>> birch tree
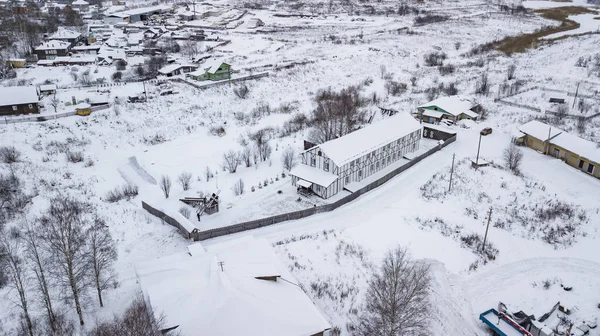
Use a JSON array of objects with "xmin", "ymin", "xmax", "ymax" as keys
[
  {"xmin": 40, "ymin": 196, "xmax": 90, "ymax": 326},
  {"xmin": 87, "ymin": 218, "xmax": 117, "ymax": 308},
  {"xmin": 0, "ymin": 228, "xmax": 34, "ymax": 336},
  {"xmin": 23, "ymin": 222, "xmax": 56, "ymax": 332}
]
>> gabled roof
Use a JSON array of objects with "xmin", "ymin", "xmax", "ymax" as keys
[
  {"xmin": 519, "ymin": 120, "xmax": 600, "ymax": 164},
  {"xmin": 316, "ymin": 112, "xmax": 422, "ymax": 166},
  {"xmin": 72, "ymin": 0, "xmax": 88, "ymax": 5},
  {"xmin": 135, "ymin": 236, "xmax": 330, "ymax": 336},
  {"xmin": 0, "ymin": 86, "xmax": 39, "ymax": 106},
  {"xmin": 418, "ymin": 95, "xmax": 478, "ymax": 117},
  {"xmin": 158, "ymin": 63, "xmax": 197, "ymax": 75},
  {"xmin": 289, "ymin": 164, "xmax": 338, "ymax": 187},
  {"xmin": 203, "ymin": 59, "xmax": 228, "ymax": 74},
  {"xmin": 35, "ymin": 40, "xmax": 71, "ymax": 50}
]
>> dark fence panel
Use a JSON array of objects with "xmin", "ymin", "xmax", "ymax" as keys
[{"xmin": 143, "ymin": 135, "xmax": 457, "ymax": 241}]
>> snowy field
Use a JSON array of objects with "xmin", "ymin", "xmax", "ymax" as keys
[{"xmin": 2, "ymin": 0, "xmax": 600, "ymax": 334}]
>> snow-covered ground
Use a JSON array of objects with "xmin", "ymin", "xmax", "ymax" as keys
[{"xmin": 3, "ymin": 0, "xmax": 600, "ymax": 334}]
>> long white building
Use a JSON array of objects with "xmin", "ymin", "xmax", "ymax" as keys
[{"xmin": 290, "ymin": 113, "xmax": 422, "ymax": 199}]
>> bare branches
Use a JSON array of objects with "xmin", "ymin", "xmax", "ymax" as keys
[
  {"xmin": 309, "ymin": 86, "xmax": 366, "ymax": 144},
  {"xmin": 177, "ymin": 172, "xmax": 193, "ymax": 191},
  {"xmin": 86, "ymin": 218, "xmax": 117, "ymax": 308},
  {"xmin": 233, "ymin": 178, "xmax": 245, "ymax": 196},
  {"xmin": 160, "ymin": 175, "xmax": 172, "ymax": 198},
  {"xmin": 503, "ymin": 141, "xmax": 523, "ymax": 173},
  {"xmin": 355, "ymin": 246, "xmax": 431, "ymax": 336},
  {"xmin": 89, "ymin": 296, "xmax": 168, "ymax": 336},
  {"xmin": 39, "ymin": 196, "xmax": 91, "ymax": 326},
  {"xmin": 222, "ymin": 150, "xmax": 241, "ymax": 173},
  {"xmin": 281, "ymin": 147, "xmax": 298, "ymax": 171},
  {"xmin": 240, "ymin": 146, "xmax": 253, "ymax": 168}
]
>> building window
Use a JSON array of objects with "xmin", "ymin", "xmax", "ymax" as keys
[
  {"xmin": 318, "ymin": 151, "xmax": 322, "ymax": 156},
  {"xmin": 370, "ymin": 164, "xmax": 374, "ymax": 172},
  {"xmin": 345, "ymin": 176, "xmax": 350, "ymax": 184},
  {"xmin": 311, "ymin": 157, "xmax": 316, "ymax": 167},
  {"xmin": 358, "ymin": 170, "xmax": 363, "ymax": 178},
  {"xmin": 553, "ymin": 148, "xmax": 560, "ymax": 158},
  {"xmin": 324, "ymin": 161, "xmax": 329, "ymax": 172},
  {"xmin": 12, "ymin": 106, "xmax": 17, "ymax": 111},
  {"xmin": 579, "ymin": 160, "xmax": 584, "ymax": 169},
  {"xmin": 393, "ymin": 153, "xmax": 397, "ymax": 161},
  {"xmin": 588, "ymin": 163, "xmax": 595, "ymax": 174},
  {"xmin": 387, "ymin": 157, "xmax": 391, "ymax": 165},
  {"xmin": 376, "ymin": 161, "xmax": 380, "ymax": 170},
  {"xmin": 28, "ymin": 104, "xmax": 33, "ymax": 108}
]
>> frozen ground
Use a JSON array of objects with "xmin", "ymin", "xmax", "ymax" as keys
[{"xmin": 2, "ymin": 0, "xmax": 600, "ymax": 334}]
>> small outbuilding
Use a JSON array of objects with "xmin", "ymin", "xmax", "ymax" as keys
[
  {"xmin": 187, "ymin": 59, "xmax": 231, "ymax": 81},
  {"xmin": 418, "ymin": 95, "xmax": 480, "ymax": 124},
  {"xmin": 0, "ymin": 87, "xmax": 40, "ymax": 116},
  {"xmin": 158, "ymin": 63, "xmax": 198, "ymax": 77},
  {"xmin": 39, "ymin": 84, "xmax": 57, "ymax": 95}
]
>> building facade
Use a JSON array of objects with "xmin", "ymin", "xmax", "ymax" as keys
[
  {"xmin": 518, "ymin": 120, "xmax": 600, "ymax": 179},
  {"xmin": 290, "ymin": 113, "xmax": 422, "ymax": 199},
  {"xmin": 0, "ymin": 87, "xmax": 40, "ymax": 116}
]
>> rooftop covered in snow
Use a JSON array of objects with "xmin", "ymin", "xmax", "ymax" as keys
[
  {"xmin": 0, "ymin": 87, "xmax": 39, "ymax": 106},
  {"xmin": 418, "ymin": 95, "xmax": 478, "ymax": 117},
  {"xmin": 48, "ymin": 29, "xmax": 82, "ymax": 40},
  {"xmin": 315, "ymin": 112, "xmax": 422, "ymax": 166},
  {"xmin": 135, "ymin": 236, "xmax": 330, "ymax": 336}
]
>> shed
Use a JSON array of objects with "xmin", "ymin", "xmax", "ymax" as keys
[
  {"xmin": 75, "ymin": 103, "xmax": 92, "ymax": 116},
  {"xmin": 0, "ymin": 86, "xmax": 40, "ymax": 116},
  {"xmin": 39, "ymin": 84, "xmax": 57, "ymax": 95},
  {"xmin": 7, "ymin": 59, "xmax": 26, "ymax": 68}
]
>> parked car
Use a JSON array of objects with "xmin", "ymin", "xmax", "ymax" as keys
[{"xmin": 480, "ymin": 127, "xmax": 493, "ymax": 136}]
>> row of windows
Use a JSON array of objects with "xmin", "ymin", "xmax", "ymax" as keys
[
  {"xmin": 11, "ymin": 104, "xmax": 34, "ymax": 111},
  {"xmin": 343, "ymin": 142, "xmax": 418, "ymax": 185}
]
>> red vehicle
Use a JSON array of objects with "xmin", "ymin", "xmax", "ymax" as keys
[{"xmin": 480, "ymin": 127, "xmax": 493, "ymax": 136}]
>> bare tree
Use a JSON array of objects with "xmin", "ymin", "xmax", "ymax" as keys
[
  {"xmin": 39, "ymin": 196, "xmax": 91, "ymax": 326},
  {"xmin": 309, "ymin": 86, "xmax": 365, "ymax": 144},
  {"xmin": 507, "ymin": 63, "xmax": 516, "ymax": 80},
  {"xmin": 79, "ymin": 70, "xmax": 93, "ymax": 86},
  {"xmin": 205, "ymin": 166, "xmax": 213, "ymax": 182},
  {"xmin": 232, "ymin": 178, "xmax": 245, "ymax": 196},
  {"xmin": 355, "ymin": 246, "xmax": 430, "ymax": 336},
  {"xmin": 182, "ymin": 40, "xmax": 199, "ymax": 59},
  {"xmin": 250, "ymin": 128, "xmax": 274, "ymax": 162},
  {"xmin": 177, "ymin": 172, "xmax": 193, "ymax": 191},
  {"xmin": 89, "ymin": 296, "xmax": 169, "ymax": 336},
  {"xmin": 239, "ymin": 146, "xmax": 252, "ymax": 168},
  {"xmin": 86, "ymin": 218, "xmax": 117, "ymax": 308},
  {"xmin": 503, "ymin": 141, "xmax": 523, "ymax": 173},
  {"xmin": 475, "ymin": 73, "xmax": 490, "ymax": 96},
  {"xmin": 0, "ymin": 146, "xmax": 21, "ymax": 163},
  {"xmin": 0, "ymin": 228, "xmax": 34, "ymax": 336},
  {"xmin": 23, "ymin": 222, "xmax": 56, "ymax": 332},
  {"xmin": 281, "ymin": 147, "xmax": 298, "ymax": 171},
  {"xmin": 222, "ymin": 150, "xmax": 241, "ymax": 173},
  {"xmin": 160, "ymin": 175, "xmax": 172, "ymax": 198},
  {"xmin": 50, "ymin": 94, "xmax": 60, "ymax": 113}
]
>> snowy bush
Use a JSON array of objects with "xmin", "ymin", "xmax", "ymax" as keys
[
  {"xmin": 179, "ymin": 206, "xmax": 192, "ymax": 219},
  {"xmin": 281, "ymin": 147, "xmax": 298, "ymax": 171},
  {"xmin": 423, "ymin": 51, "xmax": 447, "ymax": 66},
  {"xmin": 160, "ymin": 175, "xmax": 172, "ymax": 198},
  {"xmin": 177, "ymin": 172, "xmax": 193, "ymax": 191},
  {"xmin": 222, "ymin": 150, "xmax": 241, "ymax": 173},
  {"xmin": 503, "ymin": 142, "xmax": 523, "ymax": 173},
  {"xmin": 384, "ymin": 80, "xmax": 407, "ymax": 96},
  {"xmin": 233, "ymin": 178, "xmax": 245, "ymax": 196},
  {"xmin": 105, "ymin": 184, "xmax": 139, "ymax": 203},
  {"xmin": 233, "ymin": 84, "xmax": 250, "ymax": 99},
  {"xmin": 66, "ymin": 150, "xmax": 84, "ymax": 163},
  {"xmin": 438, "ymin": 64, "xmax": 456, "ymax": 76},
  {"xmin": 0, "ymin": 146, "xmax": 21, "ymax": 164}
]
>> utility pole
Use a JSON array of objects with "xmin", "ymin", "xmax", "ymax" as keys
[
  {"xmin": 475, "ymin": 133, "xmax": 482, "ymax": 168},
  {"xmin": 142, "ymin": 80, "xmax": 147, "ymax": 101},
  {"xmin": 448, "ymin": 153, "xmax": 455, "ymax": 192},
  {"xmin": 481, "ymin": 207, "xmax": 493, "ymax": 252}
]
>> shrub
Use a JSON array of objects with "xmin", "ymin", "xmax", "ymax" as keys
[
  {"xmin": 503, "ymin": 142, "xmax": 523, "ymax": 173},
  {"xmin": 282, "ymin": 147, "xmax": 298, "ymax": 171},
  {"xmin": 424, "ymin": 51, "xmax": 447, "ymax": 66},
  {"xmin": 0, "ymin": 146, "xmax": 21, "ymax": 164},
  {"xmin": 66, "ymin": 151, "xmax": 84, "ymax": 163},
  {"xmin": 177, "ymin": 172, "xmax": 193, "ymax": 191},
  {"xmin": 385, "ymin": 80, "xmax": 408, "ymax": 96},
  {"xmin": 160, "ymin": 175, "xmax": 172, "ymax": 198},
  {"xmin": 111, "ymin": 71, "xmax": 123, "ymax": 81},
  {"xmin": 233, "ymin": 178, "xmax": 245, "ymax": 196},
  {"xmin": 222, "ymin": 150, "xmax": 241, "ymax": 173},
  {"xmin": 179, "ymin": 206, "xmax": 191, "ymax": 219},
  {"xmin": 414, "ymin": 14, "xmax": 448, "ymax": 26},
  {"xmin": 209, "ymin": 125, "xmax": 226, "ymax": 137},
  {"xmin": 105, "ymin": 184, "xmax": 138, "ymax": 203},
  {"xmin": 438, "ymin": 64, "xmax": 456, "ymax": 76},
  {"xmin": 116, "ymin": 59, "xmax": 127, "ymax": 71},
  {"xmin": 233, "ymin": 84, "xmax": 250, "ymax": 99}
]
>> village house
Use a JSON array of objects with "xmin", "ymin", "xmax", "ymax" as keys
[
  {"xmin": 0, "ymin": 87, "xmax": 39, "ymax": 116},
  {"xmin": 158, "ymin": 63, "xmax": 198, "ymax": 77},
  {"xmin": 6, "ymin": 59, "xmax": 26, "ymax": 68},
  {"xmin": 34, "ymin": 40, "xmax": 71, "ymax": 60},
  {"xmin": 48, "ymin": 28, "xmax": 83, "ymax": 46},
  {"xmin": 518, "ymin": 120, "xmax": 600, "ymax": 179},
  {"xmin": 71, "ymin": 44, "xmax": 101, "ymax": 54},
  {"xmin": 290, "ymin": 113, "xmax": 422, "ymax": 199},
  {"xmin": 187, "ymin": 59, "xmax": 231, "ymax": 81},
  {"xmin": 39, "ymin": 84, "xmax": 57, "ymax": 95},
  {"xmin": 135, "ymin": 236, "xmax": 331, "ymax": 336},
  {"xmin": 418, "ymin": 95, "xmax": 480, "ymax": 124},
  {"xmin": 70, "ymin": 0, "xmax": 89, "ymax": 12}
]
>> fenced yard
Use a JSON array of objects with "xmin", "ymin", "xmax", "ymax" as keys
[{"xmin": 143, "ymin": 134, "xmax": 457, "ymax": 241}]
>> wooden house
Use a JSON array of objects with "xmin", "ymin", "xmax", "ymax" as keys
[
  {"xmin": 418, "ymin": 95, "xmax": 480, "ymax": 124},
  {"xmin": 0, "ymin": 87, "xmax": 39, "ymax": 116},
  {"xmin": 34, "ymin": 40, "xmax": 71, "ymax": 60},
  {"xmin": 186, "ymin": 60, "xmax": 231, "ymax": 81},
  {"xmin": 48, "ymin": 28, "xmax": 83, "ymax": 46},
  {"xmin": 70, "ymin": 0, "xmax": 89, "ymax": 12},
  {"xmin": 290, "ymin": 113, "xmax": 422, "ymax": 199},
  {"xmin": 6, "ymin": 59, "xmax": 26, "ymax": 68},
  {"xmin": 518, "ymin": 120, "xmax": 600, "ymax": 179},
  {"xmin": 135, "ymin": 236, "xmax": 331, "ymax": 336}
]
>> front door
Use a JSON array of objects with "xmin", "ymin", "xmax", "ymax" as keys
[{"xmin": 553, "ymin": 148, "xmax": 560, "ymax": 158}]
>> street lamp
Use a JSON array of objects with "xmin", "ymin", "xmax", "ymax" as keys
[{"xmin": 475, "ymin": 133, "xmax": 482, "ymax": 168}]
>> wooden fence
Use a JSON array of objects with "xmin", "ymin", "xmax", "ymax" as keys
[
  {"xmin": 173, "ymin": 72, "xmax": 269, "ymax": 90},
  {"xmin": 142, "ymin": 135, "xmax": 456, "ymax": 241},
  {"xmin": 0, "ymin": 105, "xmax": 110, "ymax": 125}
]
